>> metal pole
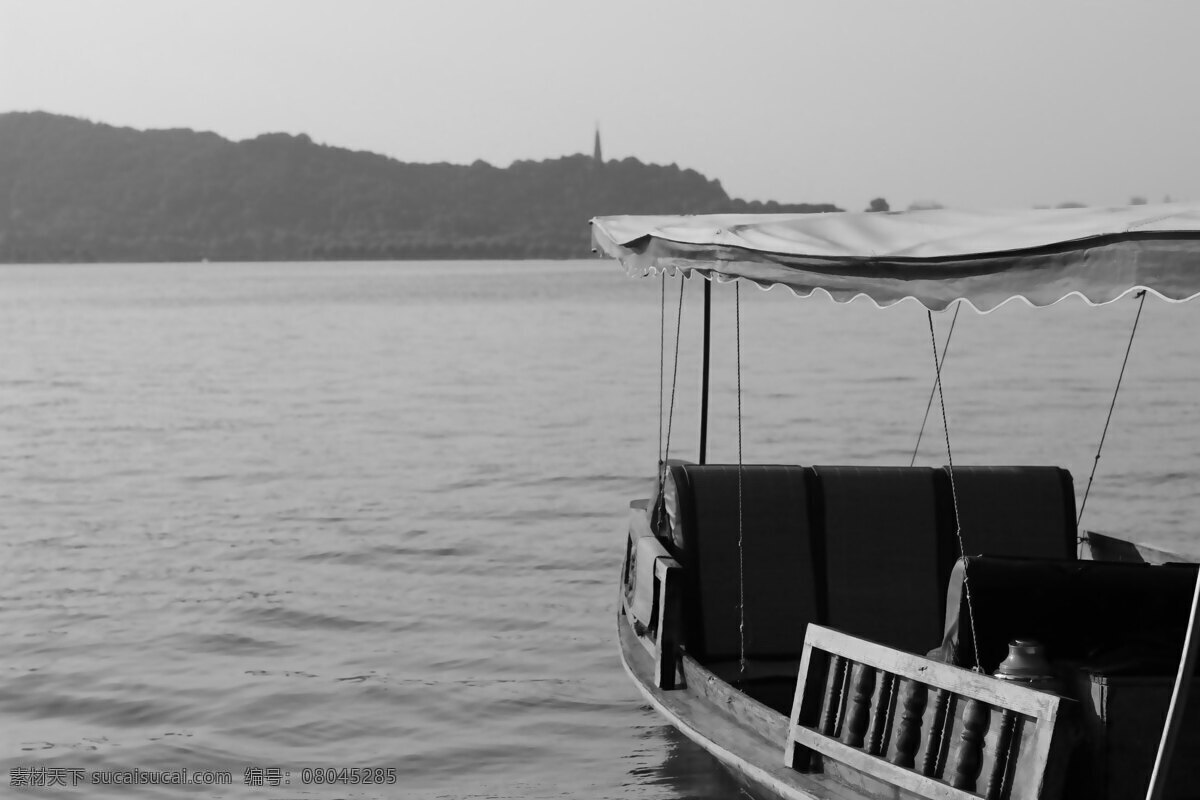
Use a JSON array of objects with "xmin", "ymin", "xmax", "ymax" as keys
[
  {"xmin": 1146, "ymin": 570, "xmax": 1200, "ymax": 800},
  {"xmin": 698, "ymin": 278, "xmax": 711, "ymax": 464}
]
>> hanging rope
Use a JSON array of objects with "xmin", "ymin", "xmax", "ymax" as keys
[
  {"xmin": 1078, "ymin": 290, "xmax": 1147, "ymax": 529},
  {"xmin": 654, "ymin": 276, "xmax": 687, "ymax": 533},
  {"xmin": 658, "ymin": 271, "xmax": 666, "ymax": 465},
  {"xmin": 736, "ymin": 283, "xmax": 746, "ymax": 680},
  {"xmin": 910, "ymin": 302, "xmax": 962, "ymax": 467},
  {"xmin": 928, "ymin": 310, "xmax": 983, "ymax": 672},
  {"xmin": 661, "ymin": 277, "xmax": 686, "ymax": 467}
]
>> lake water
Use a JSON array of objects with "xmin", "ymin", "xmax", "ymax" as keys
[{"xmin": 1, "ymin": 260, "xmax": 1197, "ymax": 799}]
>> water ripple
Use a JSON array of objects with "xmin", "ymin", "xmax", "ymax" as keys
[{"xmin": 1, "ymin": 262, "xmax": 1196, "ymax": 800}]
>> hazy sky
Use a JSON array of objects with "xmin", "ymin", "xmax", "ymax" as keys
[{"xmin": 3, "ymin": 0, "xmax": 1197, "ymax": 211}]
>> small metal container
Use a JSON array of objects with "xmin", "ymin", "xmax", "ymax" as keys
[{"xmin": 993, "ymin": 639, "xmax": 1060, "ymax": 692}]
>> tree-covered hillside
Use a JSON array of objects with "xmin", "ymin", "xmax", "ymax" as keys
[{"xmin": 0, "ymin": 112, "xmax": 840, "ymax": 262}]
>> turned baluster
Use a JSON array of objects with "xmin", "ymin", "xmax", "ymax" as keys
[
  {"xmin": 865, "ymin": 671, "xmax": 896, "ymax": 756},
  {"xmin": 891, "ymin": 679, "xmax": 928, "ymax": 768},
  {"xmin": 920, "ymin": 689, "xmax": 951, "ymax": 777},
  {"xmin": 984, "ymin": 710, "xmax": 1017, "ymax": 800},
  {"xmin": 819, "ymin": 655, "xmax": 849, "ymax": 737},
  {"xmin": 950, "ymin": 698, "xmax": 991, "ymax": 792},
  {"xmin": 842, "ymin": 664, "xmax": 877, "ymax": 748}
]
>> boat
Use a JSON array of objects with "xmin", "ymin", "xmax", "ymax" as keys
[{"xmin": 590, "ymin": 205, "xmax": 1200, "ymax": 800}]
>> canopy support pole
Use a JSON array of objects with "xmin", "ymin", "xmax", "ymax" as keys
[
  {"xmin": 1146, "ymin": 571, "xmax": 1200, "ymax": 800},
  {"xmin": 698, "ymin": 278, "xmax": 711, "ymax": 464}
]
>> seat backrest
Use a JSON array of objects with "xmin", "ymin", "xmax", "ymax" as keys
[
  {"xmin": 661, "ymin": 463, "xmax": 1084, "ymax": 664},
  {"xmin": 937, "ymin": 556, "xmax": 1200, "ymax": 675},
  {"xmin": 666, "ymin": 464, "xmax": 817, "ymax": 661},
  {"xmin": 812, "ymin": 466, "xmax": 943, "ymax": 655},
  {"xmin": 937, "ymin": 466, "xmax": 1077, "ymax": 566}
]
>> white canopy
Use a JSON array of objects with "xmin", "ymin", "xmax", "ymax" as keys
[{"xmin": 590, "ymin": 204, "xmax": 1200, "ymax": 311}]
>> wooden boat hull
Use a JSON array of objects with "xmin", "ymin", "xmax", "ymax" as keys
[{"xmin": 617, "ymin": 608, "xmax": 830, "ymax": 800}]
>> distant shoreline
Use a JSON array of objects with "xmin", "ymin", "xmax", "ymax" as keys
[{"xmin": 0, "ymin": 112, "xmax": 839, "ymax": 266}]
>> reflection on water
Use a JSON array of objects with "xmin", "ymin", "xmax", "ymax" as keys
[{"xmin": 634, "ymin": 726, "xmax": 750, "ymax": 799}]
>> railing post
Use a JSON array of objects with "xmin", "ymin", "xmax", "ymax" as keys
[
  {"xmin": 986, "ymin": 709, "xmax": 1018, "ymax": 800},
  {"xmin": 921, "ymin": 689, "xmax": 951, "ymax": 777},
  {"xmin": 950, "ymin": 698, "xmax": 990, "ymax": 792},
  {"xmin": 893, "ymin": 679, "xmax": 927, "ymax": 768},
  {"xmin": 820, "ymin": 655, "xmax": 849, "ymax": 737},
  {"xmin": 843, "ymin": 665, "xmax": 877, "ymax": 748},
  {"xmin": 866, "ymin": 672, "xmax": 897, "ymax": 757}
]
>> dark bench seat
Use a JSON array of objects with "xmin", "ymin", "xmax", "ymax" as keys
[
  {"xmin": 662, "ymin": 463, "xmax": 1078, "ymax": 668},
  {"xmin": 665, "ymin": 464, "xmax": 818, "ymax": 662},
  {"xmin": 816, "ymin": 466, "xmax": 944, "ymax": 656},
  {"xmin": 932, "ymin": 556, "xmax": 1200, "ymax": 800},
  {"xmin": 935, "ymin": 555, "xmax": 1200, "ymax": 676}
]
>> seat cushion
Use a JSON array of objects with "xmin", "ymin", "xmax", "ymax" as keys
[
  {"xmin": 937, "ymin": 466, "xmax": 1077, "ymax": 569},
  {"xmin": 669, "ymin": 464, "xmax": 817, "ymax": 660},
  {"xmin": 814, "ymin": 465, "xmax": 943, "ymax": 654},
  {"xmin": 937, "ymin": 556, "xmax": 1200, "ymax": 675}
]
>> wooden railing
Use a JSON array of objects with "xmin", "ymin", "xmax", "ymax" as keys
[{"xmin": 786, "ymin": 626, "xmax": 1073, "ymax": 800}]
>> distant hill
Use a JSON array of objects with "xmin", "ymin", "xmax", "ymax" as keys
[{"xmin": 0, "ymin": 112, "xmax": 840, "ymax": 262}]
